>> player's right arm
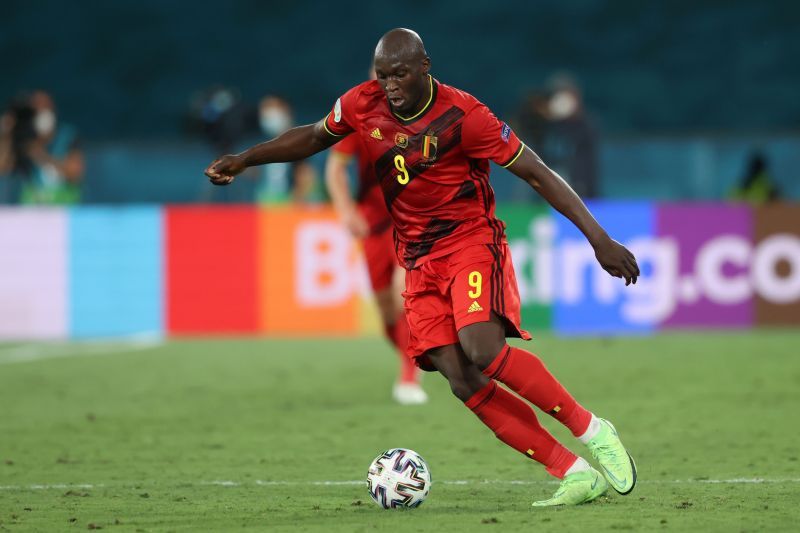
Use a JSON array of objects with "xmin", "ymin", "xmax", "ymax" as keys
[
  {"xmin": 205, "ymin": 88, "xmax": 359, "ymax": 185},
  {"xmin": 205, "ymin": 121, "xmax": 339, "ymax": 185}
]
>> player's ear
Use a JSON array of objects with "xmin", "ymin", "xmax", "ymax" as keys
[{"xmin": 421, "ymin": 57, "xmax": 431, "ymax": 75}]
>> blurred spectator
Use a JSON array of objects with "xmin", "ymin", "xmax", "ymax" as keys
[
  {"xmin": 515, "ymin": 75, "xmax": 599, "ymax": 199},
  {"xmin": 254, "ymin": 95, "xmax": 318, "ymax": 204},
  {"xmin": 730, "ymin": 152, "xmax": 781, "ymax": 204},
  {"xmin": 187, "ymin": 86, "xmax": 253, "ymax": 154},
  {"xmin": 0, "ymin": 91, "xmax": 83, "ymax": 204},
  {"xmin": 513, "ymin": 90, "xmax": 550, "ymax": 152}
]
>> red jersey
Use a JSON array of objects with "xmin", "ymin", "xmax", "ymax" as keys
[
  {"xmin": 324, "ymin": 76, "xmax": 525, "ymax": 269},
  {"xmin": 330, "ymin": 134, "xmax": 392, "ymax": 235}
]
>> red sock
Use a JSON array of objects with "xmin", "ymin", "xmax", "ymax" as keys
[
  {"xmin": 466, "ymin": 381, "xmax": 577, "ymax": 478},
  {"xmin": 483, "ymin": 345, "xmax": 592, "ymax": 437},
  {"xmin": 384, "ymin": 313, "xmax": 418, "ymax": 384}
]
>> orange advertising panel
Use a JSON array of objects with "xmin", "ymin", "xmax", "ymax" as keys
[{"xmin": 260, "ymin": 207, "xmax": 368, "ymax": 335}]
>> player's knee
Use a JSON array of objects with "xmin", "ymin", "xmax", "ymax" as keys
[
  {"xmin": 458, "ymin": 319, "xmax": 507, "ymax": 370},
  {"xmin": 448, "ymin": 373, "xmax": 489, "ymax": 402},
  {"xmin": 460, "ymin": 337, "xmax": 505, "ymax": 371}
]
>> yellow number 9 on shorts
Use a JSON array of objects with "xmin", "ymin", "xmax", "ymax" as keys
[{"xmin": 467, "ymin": 271, "xmax": 482, "ymax": 299}]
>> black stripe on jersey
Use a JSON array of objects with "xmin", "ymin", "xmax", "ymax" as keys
[
  {"xmin": 494, "ymin": 244, "xmax": 506, "ymax": 314},
  {"xmin": 374, "ymin": 106, "xmax": 466, "ymax": 209},
  {"xmin": 468, "ymin": 161, "xmax": 504, "ymax": 246},
  {"xmin": 487, "ymin": 243, "xmax": 500, "ymax": 313},
  {"xmin": 487, "ymin": 243, "xmax": 505, "ymax": 315},
  {"xmin": 453, "ymin": 180, "xmax": 478, "ymax": 200},
  {"xmin": 403, "ymin": 218, "xmax": 462, "ymax": 270}
]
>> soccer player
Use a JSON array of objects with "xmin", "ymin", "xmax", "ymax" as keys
[
  {"xmin": 325, "ymin": 119, "xmax": 427, "ymax": 405},
  {"xmin": 206, "ymin": 28, "xmax": 640, "ymax": 506}
]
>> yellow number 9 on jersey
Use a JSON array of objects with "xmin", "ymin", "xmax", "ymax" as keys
[
  {"xmin": 395, "ymin": 155, "xmax": 410, "ymax": 185},
  {"xmin": 468, "ymin": 271, "xmax": 482, "ymax": 299}
]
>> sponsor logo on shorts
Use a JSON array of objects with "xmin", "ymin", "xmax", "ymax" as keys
[{"xmin": 467, "ymin": 301, "xmax": 483, "ymax": 313}]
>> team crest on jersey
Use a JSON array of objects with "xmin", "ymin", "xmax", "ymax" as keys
[
  {"xmin": 422, "ymin": 130, "xmax": 438, "ymax": 161},
  {"xmin": 395, "ymin": 132, "xmax": 409, "ymax": 148}
]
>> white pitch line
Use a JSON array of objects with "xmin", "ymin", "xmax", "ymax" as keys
[
  {"xmin": 3, "ymin": 478, "xmax": 800, "ymax": 491},
  {"xmin": 0, "ymin": 483, "xmax": 101, "ymax": 490},
  {"xmin": 0, "ymin": 336, "xmax": 163, "ymax": 365}
]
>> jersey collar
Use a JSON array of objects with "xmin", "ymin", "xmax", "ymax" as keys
[{"xmin": 392, "ymin": 75, "xmax": 438, "ymax": 125}]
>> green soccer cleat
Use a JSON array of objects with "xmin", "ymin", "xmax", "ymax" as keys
[
  {"xmin": 531, "ymin": 468, "xmax": 608, "ymax": 507},
  {"xmin": 586, "ymin": 418, "xmax": 637, "ymax": 495}
]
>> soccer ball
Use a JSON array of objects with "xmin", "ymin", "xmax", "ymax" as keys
[{"xmin": 366, "ymin": 448, "xmax": 431, "ymax": 509}]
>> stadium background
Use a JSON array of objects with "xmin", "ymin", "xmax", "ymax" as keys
[
  {"xmin": 3, "ymin": 2, "xmax": 800, "ymax": 531},
  {"xmin": 2, "ymin": 0, "xmax": 799, "ymax": 339}
]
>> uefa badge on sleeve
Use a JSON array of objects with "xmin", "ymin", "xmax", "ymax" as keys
[
  {"xmin": 501, "ymin": 122, "xmax": 511, "ymax": 143},
  {"xmin": 334, "ymin": 98, "xmax": 342, "ymax": 123}
]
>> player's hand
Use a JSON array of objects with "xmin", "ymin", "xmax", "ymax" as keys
[
  {"xmin": 342, "ymin": 208, "xmax": 369, "ymax": 239},
  {"xmin": 593, "ymin": 236, "xmax": 640, "ymax": 286},
  {"xmin": 205, "ymin": 154, "xmax": 246, "ymax": 186}
]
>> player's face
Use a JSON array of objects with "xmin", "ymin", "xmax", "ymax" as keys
[{"xmin": 374, "ymin": 59, "xmax": 429, "ymax": 115}]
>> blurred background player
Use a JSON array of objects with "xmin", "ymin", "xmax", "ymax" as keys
[{"xmin": 324, "ymin": 71, "xmax": 427, "ymax": 405}]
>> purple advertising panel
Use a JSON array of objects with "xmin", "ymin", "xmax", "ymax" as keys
[{"xmin": 657, "ymin": 204, "xmax": 753, "ymax": 328}]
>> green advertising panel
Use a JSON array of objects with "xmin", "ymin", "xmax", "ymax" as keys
[{"xmin": 495, "ymin": 204, "xmax": 553, "ymax": 332}]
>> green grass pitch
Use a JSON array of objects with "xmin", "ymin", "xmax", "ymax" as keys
[{"xmin": 1, "ymin": 331, "xmax": 799, "ymax": 531}]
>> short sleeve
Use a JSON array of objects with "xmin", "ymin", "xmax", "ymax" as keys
[
  {"xmin": 323, "ymin": 85, "xmax": 359, "ymax": 138},
  {"xmin": 461, "ymin": 104, "xmax": 525, "ymax": 168},
  {"xmin": 331, "ymin": 132, "xmax": 359, "ymax": 157}
]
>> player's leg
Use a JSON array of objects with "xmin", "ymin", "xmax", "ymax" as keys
[
  {"xmin": 459, "ymin": 314, "xmax": 593, "ymax": 438},
  {"xmin": 425, "ymin": 343, "xmax": 584, "ymax": 480},
  {"xmin": 374, "ymin": 282, "xmax": 426, "ymax": 405},
  {"xmin": 405, "ymin": 252, "xmax": 605, "ymax": 505},
  {"xmin": 365, "ymin": 230, "xmax": 425, "ymax": 404},
  {"xmin": 452, "ymin": 244, "xmax": 636, "ymax": 495}
]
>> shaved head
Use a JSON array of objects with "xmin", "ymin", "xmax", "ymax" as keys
[
  {"xmin": 373, "ymin": 29, "xmax": 432, "ymax": 116},
  {"xmin": 374, "ymin": 28, "xmax": 428, "ymax": 64}
]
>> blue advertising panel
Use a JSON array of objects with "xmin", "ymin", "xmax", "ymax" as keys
[
  {"xmin": 553, "ymin": 201, "xmax": 656, "ymax": 335},
  {"xmin": 69, "ymin": 206, "xmax": 163, "ymax": 338}
]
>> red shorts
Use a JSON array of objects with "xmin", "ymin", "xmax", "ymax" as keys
[
  {"xmin": 404, "ymin": 243, "xmax": 531, "ymax": 369},
  {"xmin": 362, "ymin": 224, "xmax": 396, "ymax": 292}
]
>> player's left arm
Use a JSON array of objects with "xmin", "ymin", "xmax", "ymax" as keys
[{"xmin": 507, "ymin": 147, "xmax": 640, "ymax": 285}]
